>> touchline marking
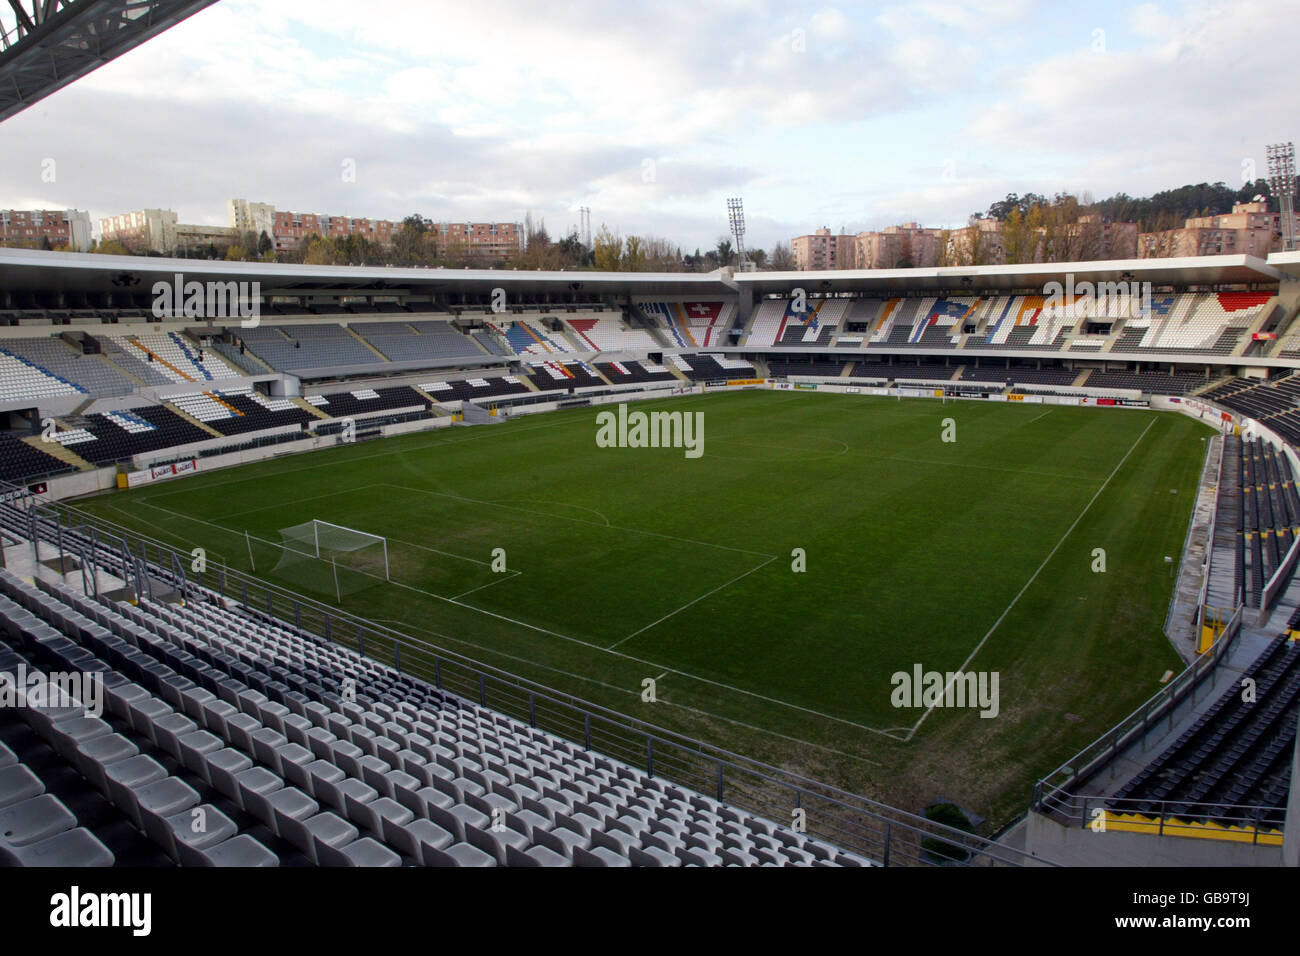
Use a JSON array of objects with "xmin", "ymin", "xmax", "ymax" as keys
[
  {"xmin": 609, "ymin": 555, "xmax": 779, "ymax": 649},
  {"xmin": 905, "ymin": 415, "xmax": 1158, "ymax": 741}
]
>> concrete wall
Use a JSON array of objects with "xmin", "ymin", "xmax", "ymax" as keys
[{"xmin": 1026, "ymin": 810, "xmax": 1282, "ymax": 866}]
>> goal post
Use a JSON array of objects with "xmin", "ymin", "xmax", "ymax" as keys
[{"xmin": 271, "ymin": 519, "xmax": 389, "ymax": 598}]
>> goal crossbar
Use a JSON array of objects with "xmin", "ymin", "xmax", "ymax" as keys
[{"xmin": 284, "ymin": 519, "xmax": 389, "ymax": 581}]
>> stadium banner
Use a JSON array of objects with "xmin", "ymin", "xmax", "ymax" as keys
[
  {"xmin": 1007, "ymin": 393, "xmax": 1024, "ymax": 402},
  {"xmin": 845, "ymin": 386, "xmax": 860, "ymax": 394},
  {"xmin": 726, "ymin": 378, "xmax": 767, "ymax": 387},
  {"xmin": 794, "ymin": 383, "xmax": 818, "ymax": 390},
  {"xmin": 774, "ymin": 381, "xmax": 793, "ymax": 390},
  {"xmin": 871, "ymin": 388, "xmax": 890, "ymax": 396}
]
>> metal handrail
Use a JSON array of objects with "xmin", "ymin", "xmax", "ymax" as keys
[{"xmin": 1033, "ymin": 604, "xmax": 1245, "ymax": 818}]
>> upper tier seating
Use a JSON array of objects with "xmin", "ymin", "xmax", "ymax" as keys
[
  {"xmin": 487, "ymin": 319, "xmax": 575, "ymax": 356},
  {"xmin": 0, "ymin": 338, "xmax": 135, "ymax": 397},
  {"xmin": 238, "ymin": 325, "xmax": 388, "ymax": 372},
  {"xmin": 565, "ymin": 316, "xmax": 658, "ymax": 352},
  {"xmin": 114, "ymin": 334, "xmax": 241, "ymax": 384},
  {"xmin": 0, "ymin": 348, "xmax": 86, "ymax": 401},
  {"xmin": 98, "ymin": 338, "xmax": 173, "ymax": 387},
  {"xmin": 638, "ymin": 302, "xmax": 735, "ymax": 349},
  {"xmin": 351, "ymin": 322, "xmax": 484, "ymax": 364}
]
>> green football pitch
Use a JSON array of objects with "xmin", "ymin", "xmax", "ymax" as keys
[{"xmin": 70, "ymin": 389, "xmax": 1213, "ymax": 825}]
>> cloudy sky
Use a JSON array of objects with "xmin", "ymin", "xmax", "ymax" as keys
[{"xmin": 0, "ymin": 0, "xmax": 1294, "ymax": 251}]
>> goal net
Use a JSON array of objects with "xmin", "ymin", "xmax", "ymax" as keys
[{"xmin": 271, "ymin": 520, "xmax": 389, "ymax": 600}]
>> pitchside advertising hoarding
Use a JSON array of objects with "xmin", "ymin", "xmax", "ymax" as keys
[{"xmin": 123, "ymin": 459, "xmax": 198, "ymax": 488}]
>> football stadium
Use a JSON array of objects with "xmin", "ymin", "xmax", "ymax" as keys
[
  {"xmin": 0, "ymin": 2, "xmax": 1296, "ymax": 898},
  {"xmin": 0, "ymin": 248, "xmax": 1297, "ymax": 874}
]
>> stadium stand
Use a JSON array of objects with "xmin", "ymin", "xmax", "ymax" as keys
[
  {"xmin": 564, "ymin": 316, "xmax": 659, "ymax": 352},
  {"xmin": 306, "ymin": 386, "xmax": 429, "ymax": 419},
  {"xmin": 68, "ymin": 407, "xmax": 214, "ymax": 466},
  {"xmin": 0, "ymin": 338, "xmax": 136, "ymax": 397},
  {"xmin": 773, "ymin": 299, "xmax": 848, "ymax": 348},
  {"xmin": 670, "ymin": 354, "xmax": 756, "ymax": 382},
  {"xmin": 766, "ymin": 357, "xmax": 854, "ymax": 378},
  {"xmin": 471, "ymin": 330, "xmax": 511, "ymax": 357},
  {"xmin": 1106, "ymin": 636, "xmax": 1297, "ymax": 834},
  {"xmin": 169, "ymin": 389, "xmax": 315, "ymax": 437},
  {"xmin": 1234, "ymin": 438, "xmax": 1300, "ymax": 607},
  {"xmin": 97, "ymin": 337, "xmax": 177, "ymax": 388},
  {"xmin": 0, "ymin": 348, "xmax": 86, "ymax": 400},
  {"xmin": 237, "ymin": 325, "xmax": 389, "ymax": 373},
  {"xmin": 1079, "ymin": 370, "xmax": 1213, "ymax": 394},
  {"xmin": 959, "ymin": 366, "xmax": 1079, "ymax": 386},
  {"xmin": 113, "ymin": 334, "xmax": 240, "ymax": 384},
  {"xmin": 350, "ymin": 322, "xmax": 484, "ymax": 363},
  {"xmin": 638, "ymin": 302, "xmax": 735, "ymax": 349},
  {"xmin": 528, "ymin": 361, "xmax": 603, "ymax": 390},
  {"xmin": 0, "ymin": 549, "xmax": 871, "ymax": 866},
  {"xmin": 0, "ymin": 434, "xmax": 75, "ymax": 483},
  {"xmin": 420, "ymin": 376, "xmax": 530, "ymax": 402},
  {"xmin": 593, "ymin": 360, "xmax": 678, "ymax": 384},
  {"xmin": 1201, "ymin": 375, "xmax": 1300, "ymax": 446},
  {"xmin": 486, "ymin": 319, "xmax": 576, "ymax": 356}
]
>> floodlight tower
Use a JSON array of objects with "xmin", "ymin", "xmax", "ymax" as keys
[
  {"xmin": 727, "ymin": 197, "xmax": 750, "ymax": 271},
  {"xmin": 1266, "ymin": 142, "xmax": 1297, "ymax": 251},
  {"xmin": 578, "ymin": 206, "xmax": 591, "ymax": 249}
]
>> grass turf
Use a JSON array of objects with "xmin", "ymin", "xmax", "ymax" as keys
[{"xmin": 69, "ymin": 389, "xmax": 1212, "ymax": 826}]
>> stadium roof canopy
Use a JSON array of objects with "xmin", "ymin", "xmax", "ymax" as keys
[
  {"xmin": 0, "ymin": 0, "xmax": 220, "ymax": 123},
  {"xmin": 0, "ymin": 248, "xmax": 1289, "ymax": 302},
  {"xmin": 733, "ymin": 255, "xmax": 1286, "ymax": 296},
  {"xmin": 1267, "ymin": 250, "xmax": 1300, "ymax": 278},
  {"xmin": 0, "ymin": 248, "xmax": 735, "ymax": 298}
]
